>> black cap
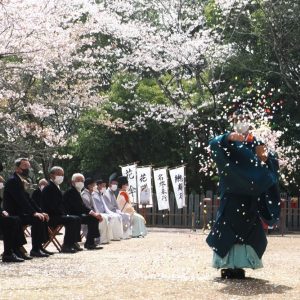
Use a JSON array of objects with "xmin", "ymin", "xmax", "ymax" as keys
[
  {"xmin": 96, "ymin": 179, "xmax": 104, "ymax": 185},
  {"xmin": 84, "ymin": 177, "xmax": 95, "ymax": 188},
  {"xmin": 118, "ymin": 176, "xmax": 128, "ymax": 188}
]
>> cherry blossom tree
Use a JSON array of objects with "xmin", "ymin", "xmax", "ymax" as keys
[{"xmin": 0, "ymin": 0, "xmax": 298, "ymax": 191}]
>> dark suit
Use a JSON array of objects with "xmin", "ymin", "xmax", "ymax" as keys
[
  {"xmin": 63, "ymin": 186, "xmax": 100, "ymax": 245},
  {"xmin": 0, "ymin": 196, "xmax": 26, "ymax": 255},
  {"xmin": 3, "ymin": 173, "xmax": 48, "ymax": 250},
  {"xmin": 41, "ymin": 181, "xmax": 81, "ymax": 246},
  {"xmin": 31, "ymin": 188, "xmax": 43, "ymax": 210}
]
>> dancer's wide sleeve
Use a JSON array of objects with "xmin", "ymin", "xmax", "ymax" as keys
[{"xmin": 209, "ymin": 133, "xmax": 278, "ymax": 197}]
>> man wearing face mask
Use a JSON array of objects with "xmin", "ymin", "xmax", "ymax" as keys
[
  {"xmin": 3, "ymin": 158, "xmax": 50, "ymax": 258},
  {"xmin": 41, "ymin": 167, "xmax": 82, "ymax": 253},
  {"xmin": 104, "ymin": 173, "xmax": 132, "ymax": 239},
  {"xmin": 63, "ymin": 173, "xmax": 102, "ymax": 250},
  {"xmin": 206, "ymin": 109, "xmax": 281, "ymax": 279},
  {"xmin": 92, "ymin": 179, "xmax": 123, "ymax": 242},
  {"xmin": 82, "ymin": 178, "xmax": 112, "ymax": 244}
]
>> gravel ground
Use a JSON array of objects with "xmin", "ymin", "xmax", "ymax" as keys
[{"xmin": 0, "ymin": 228, "xmax": 299, "ymax": 300}]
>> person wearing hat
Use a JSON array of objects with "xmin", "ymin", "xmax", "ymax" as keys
[
  {"xmin": 81, "ymin": 178, "xmax": 112, "ymax": 244},
  {"xmin": 92, "ymin": 179, "xmax": 123, "ymax": 241},
  {"xmin": 117, "ymin": 176, "xmax": 147, "ymax": 238},
  {"xmin": 206, "ymin": 109, "xmax": 280, "ymax": 279},
  {"xmin": 104, "ymin": 173, "xmax": 132, "ymax": 239}
]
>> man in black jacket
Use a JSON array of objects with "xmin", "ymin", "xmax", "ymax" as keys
[
  {"xmin": 63, "ymin": 173, "xmax": 102, "ymax": 250},
  {"xmin": 3, "ymin": 158, "xmax": 50, "ymax": 258},
  {"xmin": 42, "ymin": 166, "xmax": 82, "ymax": 253},
  {"xmin": 31, "ymin": 178, "xmax": 48, "ymax": 209},
  {"xmin": 0, "ymin": 175, "xmax": 26, "ymax": 262}
]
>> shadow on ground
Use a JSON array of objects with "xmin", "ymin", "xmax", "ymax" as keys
[{"xmin": 213, "ymin": 277, "xmax": 292, "ymax": 296}]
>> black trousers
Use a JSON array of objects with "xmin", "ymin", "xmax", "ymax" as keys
[
  {"xmin": 0, "ymin": 215, "xmax": 27, "ymax": 255},
  {"xmin": 79, "ymin": 214, "xmax": 100, "ymax": 245},
  {"xmin": 49, "ymin": 215, "xmax": 81, "ymax": 246},
  {"xmin": 20, "ymin": 215, "xmax": 48, "ymax": 250}
]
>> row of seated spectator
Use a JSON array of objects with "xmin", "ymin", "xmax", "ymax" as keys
[{"xmin": 0, "ymin": 158, "xmax": 147, "ymax": 263}]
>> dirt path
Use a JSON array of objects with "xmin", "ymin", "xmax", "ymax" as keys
[{"xmin": 0, "ymin": 229, "xmax": 299, "ymax": 299}]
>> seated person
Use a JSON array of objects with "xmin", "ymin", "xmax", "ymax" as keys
[
  {"xmin": 117, "ymin": 176, "xmax": 147, "ymax": 238},
  {"xmin": 3, "ymin": 158, "xmax": 50, "ymax": 258},
  {"xmin": 105, "ymin": 173, "xmax": 132, "ymax": 239},
  {"xmin": 82, "ymin": 178, "xmax": 113, "ymax": 244},
  {"xmin": 93, "ymin": 179, "xmax": 123, "ymax": 241},
  {"xmin": 31, "ymin": 178, "xmax": 48, "ymax": 209},
  {"xmin": 63, "ymin": 173, "xmax": 103, "ymax": 250},
  {"xmin": 0, "ymin": 175, "xmax": 27, "ymax": 262},
  {"xmin": 41, "ymin": 167, "xmax": 82, "ymax": 253}
]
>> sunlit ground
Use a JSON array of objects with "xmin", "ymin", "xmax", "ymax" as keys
[{"xmin": 0, "ymin": 228, "xmax": 299, "ymax": 300}]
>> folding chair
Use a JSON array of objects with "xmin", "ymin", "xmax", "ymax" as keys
[
  {"xmin": 80, "ymin": 224, "xmax": 87, "ymax": 241},
  {"xmin": 43, "ymin": 225, "xmax": 63, "ymax": 252},
  {"xmin": 23, "ymin": 225, "xmax": 31, "ymax": 237}
]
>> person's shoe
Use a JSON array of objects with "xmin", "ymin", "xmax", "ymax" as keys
[
  {"xmin": 40, "ymin": 248, "xmax": 55, "ymax": 255},
  {"xmin": 84, "ymin": 243, "xmax": 103, "ymax": 250},
  {"xmin": 221, "ymin": 268, "xmax": 245, "ymax": 279},
  {"xmin": 30, "ymin": 249, "xmax": 49, "ymax": 258},
  {"xmin": 14, "ymin": 249, "xmax": 33, "ymax": 260},
  {"xmin": 73, "ymin": 243, "xmax": 83, "ymax": 251},
  {"xmin": 2, "ymin": 253, "xmax": 25, "ymax": 263},
  {"xmin": 221, "ymin": 269, "xmax": 233, "ymax": 279},
  {"xmin": 232, "ymin": 268, "xmax": 245, "ymax": 279},
  {"xmin": 61, "ymin": 245, "xmax": 77, "ymax": 254}
]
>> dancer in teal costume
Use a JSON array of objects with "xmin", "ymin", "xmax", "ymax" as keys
[{"xmin": 206, "ymin": 114, "xmax": 280, "ymax": 279}]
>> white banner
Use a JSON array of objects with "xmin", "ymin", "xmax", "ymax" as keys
[
  {"xmin": 121, "ymin": 164, "xmax": 137, "ymax": 203},
  {"xmin": 169, "ymin": 166, "xmax": 186, "ymax": 209},
  {"xmin": 137, "ymin": 166, "xmax": 153, "ymax": 206},
  {"xmin": 153, "ymin": 168, "xmax": 169, "ymax": 211}
]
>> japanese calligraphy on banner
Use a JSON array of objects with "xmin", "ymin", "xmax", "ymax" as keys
[
  {"xmin": 121, "ymin": 164, "xmax": 137, "ymax": 203},
  {"xmin": 153, "ymin": 168, "xmax": 169, "ymax": 211},
  {"xmin": 136, "ymin": 166, "xmax": 153, "ymax": 206},
  {"xmin": 169, "ymin": 166, "xmax": 186, "ymax": 209}
]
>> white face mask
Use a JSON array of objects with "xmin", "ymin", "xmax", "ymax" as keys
[
  {"xmin": 54, "ymin": 176, "xmax": 64, "ymax": 185},
  {"xmin": 40, "ymin": 185, "xmax": 46, "ymax": 191},
  {"xmin": 100, "ymin": 187, "xmax": 106, "ymax": 194},
  {"xmin": 0, "ymin": 182, "xmax": 4, "ymax": 189},
  {"xmin": 75, "ymin": 182, "xmax": 84, "ymax": 191},
  {"xmin": 111, "ymin": 184, "xmax": 118, "ymax": 191},
  {"xmin": 234, "ymin": 122, "xmax": 250, "ymax": 135}
]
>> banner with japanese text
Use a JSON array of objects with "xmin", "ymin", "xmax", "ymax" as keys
[
  {"xmin": 121, "ymin": 164, "xmax": 137, "ymax": 203},
  {"xmin": 136, "ymin": 166, "xmax": 153, "ymax": 206},
  {"xmin": 169, "ymin": 166, "xmax": 186, "ymax": 209},
  {"xmin": 153, "ymin": 168, "xmax": 170, "ymax": 211}
]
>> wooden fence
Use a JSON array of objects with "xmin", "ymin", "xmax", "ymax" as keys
[{"xmin": 137, "ymin": 192, "xmax": 300, "ymax": 232}]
